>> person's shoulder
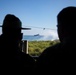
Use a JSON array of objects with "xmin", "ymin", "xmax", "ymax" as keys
[
  {"xmin": 43, "ymin": 43, "xmax": 61, "ymax": 54},
  {"xmin": 47, "ymin": 43, "xmax": 61, "ymax": 49},
  {"xmin": 38, "ymin": 43, "xmax": 61, "ymax": 59}
]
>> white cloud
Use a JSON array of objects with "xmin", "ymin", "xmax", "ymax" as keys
[
  {"xmin": 39, "ymin": 30, "xmax": 59, "ymax": 40},
  {"xmin": 23, "ymin": 29, "xmax": 59, "ymax": 41}
]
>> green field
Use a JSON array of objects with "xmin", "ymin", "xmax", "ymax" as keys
[{"xmin": 28, "ymin": 40, "xmax": 60, "ymax": 56}]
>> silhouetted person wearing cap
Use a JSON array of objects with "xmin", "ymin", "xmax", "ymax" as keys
[
  {"xmin": 0, "ymin": 14, "xmax": 35, "ymax": 73},
  {"xmin": 35, "ymin": 6, "xmax": 76, "ymax": 74}
]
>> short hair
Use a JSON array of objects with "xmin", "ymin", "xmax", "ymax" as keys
[{"xmin": 57, "ymin": 6, "xmax": 76, "ymax": 27}]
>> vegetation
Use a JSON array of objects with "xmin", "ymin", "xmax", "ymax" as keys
[{"xmin": 28, "ymin": 40, "xmax": 60, "ymax": 56}]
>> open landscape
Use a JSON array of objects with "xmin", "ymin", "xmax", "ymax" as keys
[{"xmin": 28, "ymin": 40, "xmax": 60, "ymax": 56}]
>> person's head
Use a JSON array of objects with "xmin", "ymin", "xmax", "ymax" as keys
[
  {"xmin": 1, "ymin": 14, "xmax": 23, "ymax": 42},
  {"xmin": 57, "ymin": 6, "xmax": 76, "ymax": 42}
]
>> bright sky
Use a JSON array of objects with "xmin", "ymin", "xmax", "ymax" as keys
[{"xmin": 0, "ymin": 0, "xmax": 76, "ymax": 36}]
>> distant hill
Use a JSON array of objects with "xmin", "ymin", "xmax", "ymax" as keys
[{"xmin": 22, "ymin": 34, "xmax": 58, "ymax": 41}]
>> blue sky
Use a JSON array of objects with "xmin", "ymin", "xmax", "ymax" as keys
[{"xmin": 0, "ymin": 0, "xmax": 76, "ymax": 36}]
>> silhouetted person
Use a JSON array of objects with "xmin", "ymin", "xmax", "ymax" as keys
[
  {"xmin": 35, "ymin": 6, "xmax": 76, "ymax": 74},
  {"xmin": 0, "ymin": 14, "xmax": 35, "ymax": 73}
]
